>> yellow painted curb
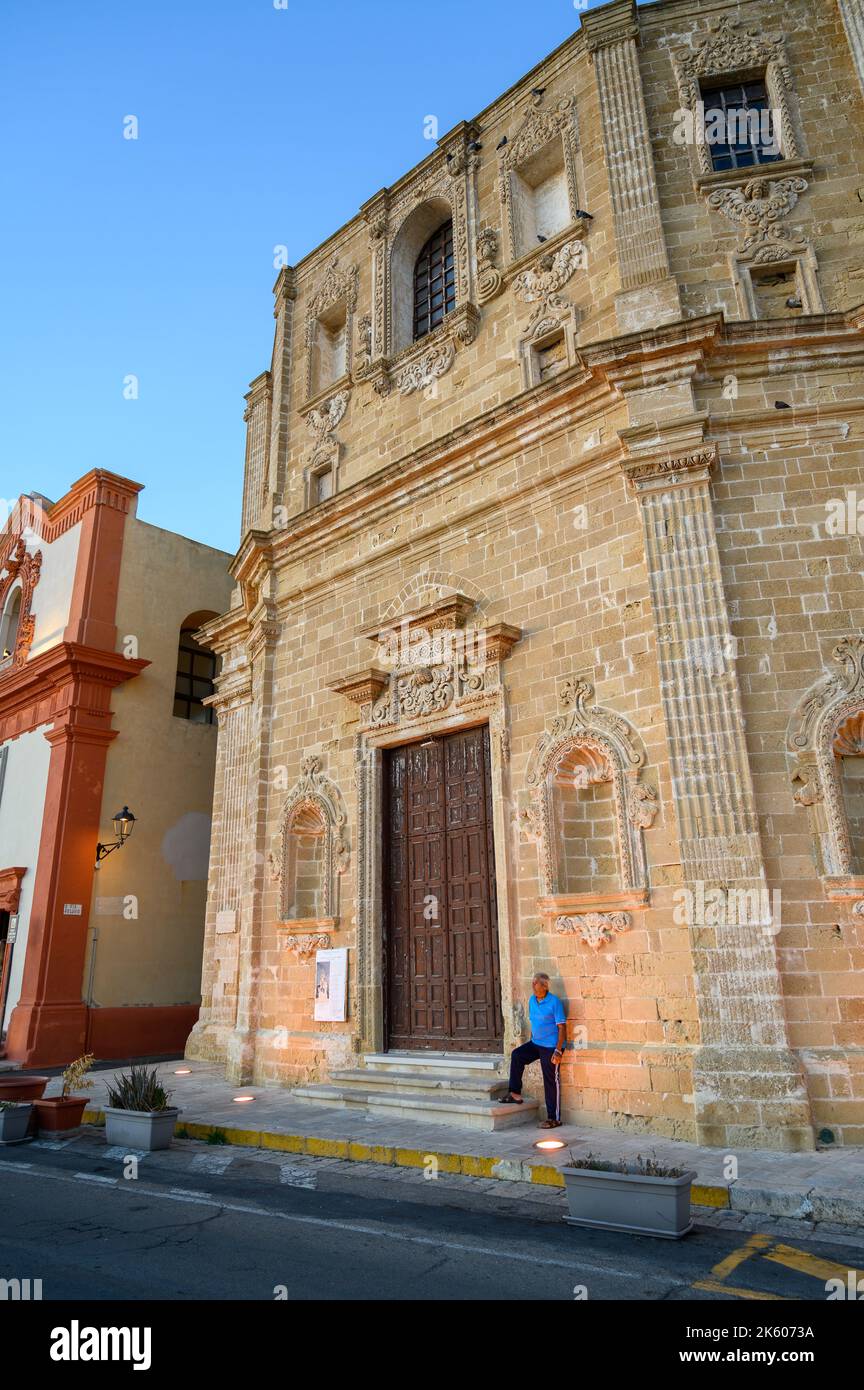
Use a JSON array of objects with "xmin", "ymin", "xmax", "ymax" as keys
[
  {"xmin": 259, "ymin": 1131, "xmax": 306, "ymax": 1153},
  {"xmin": 347, "ymin": 1142, "xmax": 395, "ymax": 1165},
  {"xmin": 692, "ymin": 1184, "xmax": 731, "ymax": 1209},
  {"xmin": 79, "ymin": 1111, "xmax": 733, "ymax": 1211},
  {"xmin": 529, "ymin": 1164, "xmax": 565, "ymax": 1188},
  {"xmin": 460, "ymin": 1154, "xmax": 498, "ymax": 1178},
  {"xmin": 306, "ymin": 1136, "xmax": 350, "ymax": 1159}
]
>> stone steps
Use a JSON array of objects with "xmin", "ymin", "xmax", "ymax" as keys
[
  {"xmin": 328, "ymin": 1067, "xmax": 507, "ymax": 1100},
  {"xmin": 291, "ymin": 1051, "xmax": 540, "ymax": 1131}
]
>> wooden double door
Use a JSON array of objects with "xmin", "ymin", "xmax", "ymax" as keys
[{"xmin": 384, "ymin": 726, "xmax": 503, "ymax": 1052}]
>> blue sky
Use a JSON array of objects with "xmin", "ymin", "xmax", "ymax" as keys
[{"xmin": 2, "ymin": 0, "xmax": 618, "ymax": 554}]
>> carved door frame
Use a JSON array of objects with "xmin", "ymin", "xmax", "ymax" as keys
[
  {"xmin": 382, "ymin": 725, "xmax": 503, "ymax": 1054},
  {"xmin": 354, "ymin": 699, "xmax": 516, "ymax": 1059}
]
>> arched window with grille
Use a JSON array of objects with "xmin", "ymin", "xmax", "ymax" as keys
[
  {"xmin": 173, "ymin": 613, "xmax": 219, "ymax": 724},
  {"xmin": 413, "ymin": 220, "xmax": 455, "ymax": 342},
  {"xmin": 0, "ymin": 586, "xmax": 22, "ymax": 661}
]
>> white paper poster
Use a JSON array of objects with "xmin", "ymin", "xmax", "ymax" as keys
[{"xmin": 313, "ymin": 947, "xmax": 348, "ymax": 1022}]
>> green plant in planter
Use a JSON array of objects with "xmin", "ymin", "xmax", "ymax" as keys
[
  {"xmin": 105, "ymin": 1065, "xmax": 173, "ymax": 1113},
  {"xmin": 61, "ymin": 1053, "xmax": 95, "ymax": 1097},
  {"xmin": 0, "ymin": 1100, "xmax": 27, "ymax": 1111},
  {"xmin": 567, "ymin": 1149, "xmax": 686, "ymax": 1178}
]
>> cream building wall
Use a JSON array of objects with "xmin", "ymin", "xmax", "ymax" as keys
[
  {"xmin": 83, "ymin": 519, "xmax": 233, "ymax": 1019},
  {"xmin": 189, "ymin": 0, "xmax": 864, "ymax": 1150}
]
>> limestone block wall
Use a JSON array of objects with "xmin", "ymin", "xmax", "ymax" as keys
[{"xmin": 190, "ymin": 0, "xmax": 864, "ymax": 1149}]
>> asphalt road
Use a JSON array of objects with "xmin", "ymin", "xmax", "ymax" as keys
[{"xmin": 1, "ymin": 1138, "xmax": 862, "ymax": 1304}]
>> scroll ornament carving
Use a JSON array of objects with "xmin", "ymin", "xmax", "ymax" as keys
[
  {"xmin": 395, "ymin": 664, "xmax": 454, "ymax": 719},
  {"xmin": 525, "ymin": 680, "xmax": 653, "ymax": 900},
  {"xmin": 305, "ymin": 391, "xmax": 349, "ymax": 442},
  {"xmin": 0, "ymin": 538, "xmax": 42, "ymax": 668},
  {"xmin": 547, "ymin": 678, "xmax": 645, "ymax": 771},
  {"xmin": 707, "ymin": 177, "xmax": 809, "ymax": 261},
  {"xmin": 282, "ymin": 754, "xmax": 351, "ymax": 883},
  {"xmin": 555, "ymin": 912, "xmax": 631, "ymax": 950},
  {"xmin": 789, "ymin": 637, "xmax": 864, "ymax": 753},
  {"xmin": 283, "ymin": 933, "xmax": 330, "ymax": 960},
  {"xmin": 500, "ymin": 94, "xmax": 575, "ymax": 176},
  {"xmin": 395, "ymin": 339, "xmax": 456, "ymax": 396},
  {"xmin": 788, "ymin": 637, "xmax": 864, "ymax": 879},
  {"xmin": 674, "ymin": 18, "xmax": 797, "ymax": 181},
  {"xmin": 512, "ymin": 240, "xmax": 585, "ymax": 332},
  {"xmin": 674, "ymin": 16, "xmax": 789, "ymax": 86},
  {"xmin": 477, "ymin": 227, "xmax": 503, "ymax": 305},
  {"xmin": 307, "ymin": 256, "xmax": 358, "ymax": 320}
]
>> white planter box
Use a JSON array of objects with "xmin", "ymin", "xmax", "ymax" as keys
[
  {"xmin": 0, "ymin": 1103, "xmax": 34, "ymax": 1145},
  {"xmin": 561, "ymin": 1164, "xmax": 696, "ymax": 1240},
  {"xmin": 104, "ymin": 1107, "xmax": 180, "ymax": 1152}
]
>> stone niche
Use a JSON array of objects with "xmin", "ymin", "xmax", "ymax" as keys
[{"xmin": 524, "ymin": 676, "xmax": 658, "ymax": 950}]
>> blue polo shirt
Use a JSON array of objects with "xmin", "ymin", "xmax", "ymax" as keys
[{"xmin": 529, "ymin": 991, "xmax": 566, "ymax": 1048}]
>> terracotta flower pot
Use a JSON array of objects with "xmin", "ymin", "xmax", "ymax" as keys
[
  {"xmin": 33, "ymin": 1096, "xmax": 89, "ymax": 1134},
  {"xmin": 0, "ymin": 1075, "xmax": 50, "ymax": 1102}
]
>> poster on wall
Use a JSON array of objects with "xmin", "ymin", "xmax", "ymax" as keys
[{"xmin": 314, "ymin": 947, "xmax": 347, "ymax": 1022}]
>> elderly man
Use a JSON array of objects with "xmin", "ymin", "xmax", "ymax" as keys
[{"xmin": 500, "ymin": 972, "xmax": 566, "ymax": 1128}]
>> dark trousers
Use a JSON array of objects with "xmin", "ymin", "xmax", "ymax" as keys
[{"xmin": 508, "ymin": 1041, "xmax": 561, "ymax": 1121}]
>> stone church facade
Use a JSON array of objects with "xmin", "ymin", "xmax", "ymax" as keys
[{"xmin": 187, "ymin": 0, "xmax": 864, "ymax": 1151}]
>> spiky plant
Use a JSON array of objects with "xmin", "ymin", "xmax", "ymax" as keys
[{"xmin": 105, "ymin": 1064, "xmax": 173, "ymax": 1113}]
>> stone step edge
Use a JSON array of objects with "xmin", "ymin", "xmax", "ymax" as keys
[
  {"xmin": 363, "ymin": 1053, "xmax": 504, "ymax": 1071},
  {"xmin": 291, "ymin": 1084, "xmax": 538, "ymax": 1115},
  {"xmin": 84, "ymin": 1108, "xmax": 850, "ymax": 1224},
  {"xmin": 328, "ymin": 1069, "xmax": 508, "ymax": 1094}
]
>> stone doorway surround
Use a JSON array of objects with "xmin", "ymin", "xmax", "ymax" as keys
[{"xmin": 328, "ymin": 592, "xmax": 521, "ymax": 1060}]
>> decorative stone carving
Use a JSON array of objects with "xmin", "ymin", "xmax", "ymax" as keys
[
  {"xmin": 307, "ymin": 256, "xmax": 358, "ymax": 322},
  {"xmin": 674, "ymin": 16, "xmax": 801, "ymax": 180},
  {"xmin": 498, "ymin": 94, "xmax": 579, "ymax": 263},
  {"xmin": 790, "ymin": 765, "xmax": 823, "ymax": 808},
  {"xmin": 628, "ymin": 782, "xmax": 660, "ymax": 830},
  {"xmin": 788, "ymin": 636, "xmax": 864, "ymax": 879},
  {"xmin": 707, "ymin": 177, "xmax": 809, "ymax": 261},
  {"xmin": 282, "ymin": 932, "xmax": 331, "ymax": 960},
  {"xmin": 622, "ymin": 449, "xmax": 716, "ymax": 495},
  {"xmin": 555, "ymin": 912, "xmax": 631, "ymax": 950},
  {"xmin": 476, "ymin": 227, "xmax": 503, "ymax": 304},
  {"xmin": 305, "ymin": 390, "xmax": 349, "ymax": 443},
  {"xmin": 358, "ymin": 130, "xmax": 481, "ymax": 392},
  {"xmin": 279, "ymin": 754, "xmax": 350, "ymax": 923},
  {"xmin": 395, "ymin": 339, "xmax": 455, "ymax": 396},
  {"xmin": 355, "ymin": 314, "xmax": 373, "ymax": 371},
  {"xmin": 0, "ymin": 866, "xmax": 25, "ymax": 914},
  {"xmin": 0, "ymin": 538, "xmax": 42, "ymax": 668},
  {"xmin": 303, "ymin": 257, "xmax": 358, "ymax": 400},
  {"xmin": 512, "ymin": 241, "xmax": 586, "ymax": 335},
  {"xmin": 526, "ymin": 680, "xmax": 654, "ymax": 901}
]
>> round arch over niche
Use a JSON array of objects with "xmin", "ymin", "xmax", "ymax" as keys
[{"xmin": 390, "ymin": 197, "xmax": 454, "ymax": 355}]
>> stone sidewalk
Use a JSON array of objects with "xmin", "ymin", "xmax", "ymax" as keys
[{"xmin": 54, "ymin": 1058, "xmax": 864, "ymax": 1228}]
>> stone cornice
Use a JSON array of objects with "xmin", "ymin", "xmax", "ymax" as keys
[
  {"xmin": 359, "ymin": 593, "xmax": 477, "ymax": 644},
  {"xmin": 0, "ymin": 642, "xmax": 149, "ymax": 744},
  {"xmin": 228, "ymin": 306, "xmax": 864, "ymax": 586},
  {"xmin": 580, "ymin": 0, "xmax": 639, "ymax": 53},
  {"xmin": 327, "ymin": 668, "xmax": 390, "ymax": 707},
  {"xmin": 0, "ymin": 470, "xmax": 143, "ymax": 567},
  {"xmin": 621, "ymin": 447, "xmax": 718, "ymax": 496}
]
